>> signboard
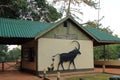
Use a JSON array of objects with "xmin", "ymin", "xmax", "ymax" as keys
[{"xmin": 55, "ymin": 34, "xmax": 78, "ymax": 40}]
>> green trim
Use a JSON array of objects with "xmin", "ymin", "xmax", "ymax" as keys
[
  {"xmin": 35, "ymin": 15, "xmax": 87, "ymax": 39},
  {"xmin": 41, "ymin": 20, "xmax": 90, "ymax": 40},
  {"xmin": 35, "ymin": 16, "xmax": 75, "ymax": 39},
  {"xmin": 35, "ymin": 15, "xmax": 120, "ymax": 43}
]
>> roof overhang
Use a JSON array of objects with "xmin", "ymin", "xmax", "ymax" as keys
[
  {"xmin": 1, "ymin": 16, "xmax": 120, "ymax": 46},
  {"xmin": 0, "ymin": 37, "xmax": 34, "ymax": 45},
  {"xmin": 93, "ymin": 40, "xmax": 120, "ymax": 46}
]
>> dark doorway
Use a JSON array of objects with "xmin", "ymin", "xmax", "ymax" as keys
[{"xmin": 0, "ymin": 37, "xmax": 34, "ymax": 72}]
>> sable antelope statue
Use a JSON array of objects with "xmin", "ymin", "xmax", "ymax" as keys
[{"xmin": 52, "ymin": 41, "xmax": 81, "ymax": 70}]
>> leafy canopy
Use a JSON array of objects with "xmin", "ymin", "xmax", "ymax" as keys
[{"xmin": 0, "ymin": 0, "xmax": 61, "ymax": 22}]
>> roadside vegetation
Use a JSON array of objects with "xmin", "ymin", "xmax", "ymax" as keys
[{"xmin": 0, "ymin": 45, "xmax": 21, "ymax": 62}]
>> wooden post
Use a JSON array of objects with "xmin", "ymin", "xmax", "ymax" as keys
[
  {"xmin": 57, "ymin": 72, "xmax": 60, "ymax": 80},
  {"xmin": 103, "ymin": 45, "xmax": 106, "ymax": 61},
  {"xmin": 1, "ymin": 57, "xmax": 5, "ymax": 72},
  {"xmin": 102, "ymin": 65, "xmax": 105, "ymax": 73},
  {"xmin": 2, "ymin": 62, "xmax": 4, "ymax": 72}
]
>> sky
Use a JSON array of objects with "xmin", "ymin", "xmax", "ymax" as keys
[
  {"xmin": 82, "ymin": 0, "xmax": 120, "ymax": 37},
  {"xmin": 51, "ymin": 0, "xmax": 120, "ymax": 37},
  {"xmin": 100, "ymin": 0, "xmax": 120, "ymax": 37}
]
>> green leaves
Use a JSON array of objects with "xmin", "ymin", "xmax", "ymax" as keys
[
  {"xmin": 46, "ymin": 5, "xmax": 62, "ymax": 22},
  {"xmin": 0, "ymin": 45, "xmax": 21, "ymax": 62},
  {"xmin": 0, "ymin": 0, "xmax": 61, "ymax": 22},
  {"xmin": 83, "ymin": 0, "xmax": 98, "ymax": 9}
]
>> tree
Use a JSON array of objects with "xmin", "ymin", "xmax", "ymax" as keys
[
  {"xmin": 0, "ymin": 0, "xmax": 61, "ymax": 22},
  {"xmin": 18, "ymin": 0, "xmax": 61, "ymax": 22},
  {"xmin": 0, "ymin": 45, "xmax": 8, "ymax": 62},
  {"xmin": 0, "ymin": 0, "xmax": 18, "ymax": 18},
  {"xmin": 6, "ymin": 47, "xmax": 21, "ymax": 62},
  {"xmin": 0, "ymin": 45, "xmax": 21, "ymax": 62},
  {"xmin": 52, "ymin": 0, "xmax": 97, "ymax": 19},
  {"xmin": 0, "ymin": 45, "xmax": 8, "ymax": 52}
]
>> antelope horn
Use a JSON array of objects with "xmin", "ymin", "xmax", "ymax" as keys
[{"xmin": 72, "ymin": 41, "xmax": 80, "ymax": 50}]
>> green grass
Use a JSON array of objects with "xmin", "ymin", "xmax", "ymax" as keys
[{"xmin": 65, "ymin": 73, "xmax": 113, "ymax": 80}]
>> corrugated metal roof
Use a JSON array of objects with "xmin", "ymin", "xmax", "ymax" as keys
[
  {"xmin": 0, "ymin": 17, "xmax": 120, "ymax": 43},
  {"xmin": 83, "ymin": 26, "xmax": 120, "ymax": 42},
  {"xmin": 0, "ymin": 18, "xmax": 53, "ymax": 38}
]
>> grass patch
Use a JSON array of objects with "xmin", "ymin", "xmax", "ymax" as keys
[{"xmin": 65, "ymin": 73, "xmax": 113, "ymax": 80}]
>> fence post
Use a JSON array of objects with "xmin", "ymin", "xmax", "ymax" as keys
[
  {"xmin": 102, "ymin": 65, "xmax": 105, "ymax": 72},
  {"xmin": 1, "ymin": 57, "xmax": 5, "ymax": 72},
  {"xmin": 2, "ymin": 62, "xmax": 4, "ymax": 72},
  {"xmin": 57, "ymin": 72, "xmax": 60, "ymax": 80}
]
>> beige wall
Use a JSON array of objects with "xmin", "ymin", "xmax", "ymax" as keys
[
  {"xmin": 38, "ymin": 38, "xmax": 94, "ymax": 71},
  {"xmin": 22, "ymin": 40, "xmax": 37, "ymax": 71}
]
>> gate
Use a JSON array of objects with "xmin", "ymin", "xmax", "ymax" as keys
[{"xmin": 0, "ymin": 61, "xmax": 20, "ymax": 71}]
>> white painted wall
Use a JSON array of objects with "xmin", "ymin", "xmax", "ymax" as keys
[{"xmin": 38, "ymin": 38, "xmax": 94, "ymax": 71}]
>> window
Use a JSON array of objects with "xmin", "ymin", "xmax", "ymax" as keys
[{"xmin": 24, "ymin": 47, "xmax": 34, "ymax": 62}]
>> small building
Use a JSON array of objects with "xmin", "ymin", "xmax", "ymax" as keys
[{"xmin": 0, "ymin": 16, "xmax": 120, "ymax": 75}]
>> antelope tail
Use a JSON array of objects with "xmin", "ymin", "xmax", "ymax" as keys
[{"xmin": 52, "ymin": 53, "xmax": 59, "ymax": 57}]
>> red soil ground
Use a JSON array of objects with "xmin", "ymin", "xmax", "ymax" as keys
[{"xmin": 0, "ymin": 62, "xmax": 120, "ymax": 80}]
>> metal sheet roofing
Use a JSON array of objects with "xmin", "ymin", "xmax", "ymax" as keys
[
  {"xmin": 0, "ymin": 18, "xmax": 53, "ymax": 38},
  {"xmin": 83, "ymin": 26, "xmax": 120, "ymax": 42},
  {"xmin": 0, "ymin": 17, "xmax": 120, "ymax": 44}
]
